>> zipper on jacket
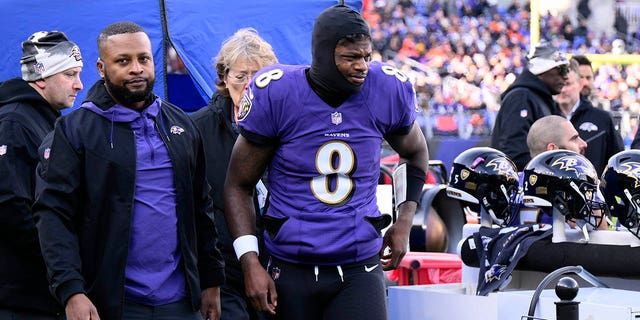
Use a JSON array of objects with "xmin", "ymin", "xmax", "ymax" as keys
[
  {"xmin": 143, "ymin": 117, "xmax": 156, "ymax": 163},
  {"xmin": 155, "ymin": 110, "xmax": 198, "ymax": 310},
  {"xmin": 119, "ymin": 128, "xmax": 137, "ymax": 320}
]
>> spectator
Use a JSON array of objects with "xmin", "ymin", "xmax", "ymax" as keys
[
  {"xmin": 34, "ymin": 21, "xmax": 224, "ymax": 320},
  {"xmin": 491, "ymin": 40, "xmax": 569, "ymax": 170},
  {"xmin": 614, "ymin": 8, "xmax": 629, "ymax": 42},
  {"xmin": 190, "ymin": 28, "xmax": 277, "ymax": 320},
  {"xmin": 577, "ymin": 0, "xmax": 591, "ymax": 20},
  {"xmin": 0, "ymin": 30, "xmax": 83, "ymax": 320},
  {"xmin": 223, "ymin": 5, "xmax": 429, "ymax": 319},
  {"xmin": 360, "ymin": 0, "xmax": 638, "ymax": 144}
]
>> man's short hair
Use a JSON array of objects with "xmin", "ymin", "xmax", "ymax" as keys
[
  {"xmin": 98, "ymin": 21, "xmax": 146, "ymax": 50},
  {"xmin": 527, "ymin": 115, "xmax": 569, "ymax": 157},
  {"xmin": 571, "ymin": 54, "xmax": 592, "ymax": 68}
]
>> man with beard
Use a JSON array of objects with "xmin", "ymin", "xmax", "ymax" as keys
[
  {"xmin": 34, "ymin": 21, "xmax": 224, "ymax": 320},
  {"xmin": 491, "ymin": 41, "xmax": 569, "ymax": 170},
  {"xmin": 224, "ymin": 4, "xmax": 429, "ymax": 320}
]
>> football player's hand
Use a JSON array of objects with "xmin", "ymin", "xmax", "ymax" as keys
[
  {"xmin": 240, "ymin": 252, "xmax": 277, "ymax": 315},
  {"xmin": 380, "ymin": 204, "xmax": 415, "ymax": 270}
]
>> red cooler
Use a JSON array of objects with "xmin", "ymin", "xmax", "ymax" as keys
[{"xmin": 388, "ymin": 252, "xmax": 462, "ymax": 286}]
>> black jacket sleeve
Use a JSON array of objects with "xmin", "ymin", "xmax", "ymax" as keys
[
  {"xmin": 0, "ymin": 119, "xmax": 42, "ymax": 257},
  {"xmin": 632, "ymin": 121, "xmax": 640, "ymax": 150},
  {"xmin": 193, "ymin": 128, "xmax": 225, "ymax": 289},
  {"xmin": 607, "ymin": 117, "xmax": 624, "ymax": 158},
  {"xmin": 491, "ymin": 91, "xmax": 537, "ymax": 170},
  {"xmin": 33, "ymin": 122, "xmax": 86, "ymax": 305}
]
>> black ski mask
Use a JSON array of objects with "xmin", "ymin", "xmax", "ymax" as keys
[{"xmin": 308, "ymin": 5, "xmax": 370, "ymax": 106}]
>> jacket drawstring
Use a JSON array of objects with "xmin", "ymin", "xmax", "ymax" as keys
[{"xmin": 110, "ymin": 110, "xmax": 115, "ymax": 149}]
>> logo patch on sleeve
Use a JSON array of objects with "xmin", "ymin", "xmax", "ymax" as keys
[{"xmin": 237, "ymin": 93, "xmax": 252, "ymax": 122}]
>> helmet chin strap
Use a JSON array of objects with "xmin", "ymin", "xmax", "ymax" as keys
[
  {"xmin": 624, "ymin": 188, "xmax": 640, "ymax": 230},
  {"xmin": 482, "ymin": 196, "xmax": 503, "ymax": 226},
  {"xmin": 569, "ymin": 181, "xmax": 586, "ymax": 202}
]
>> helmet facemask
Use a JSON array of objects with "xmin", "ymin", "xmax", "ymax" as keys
[
  {"xmin": 618, "ymin": 188, "xmax": 640, "ymax": 239},
  {"xmin": 553, "ymin": 180, "xmax": 606, "ymax": 229},
  {"xmin": 479, "ymin": 182, "xmax": 520, "ymax": 227}
]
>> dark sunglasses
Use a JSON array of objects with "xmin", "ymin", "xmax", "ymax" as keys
[{"xmin": 556, "ymin": 64, "xmax": 569, "ymax": 76}]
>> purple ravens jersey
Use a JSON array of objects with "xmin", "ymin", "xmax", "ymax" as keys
[{"xmin": 238, "ymin": 61, "xmax": 417, "ymax": 265}]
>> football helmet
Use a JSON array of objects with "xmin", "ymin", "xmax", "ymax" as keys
[
  {"xmin": 523, "ymin": 150, "xmax": 606, "ymax": 228},
  {"xmin": 447, "ymin": 147, "xmax": 519, "ymax": 226},
  {"xmin": 600, "ymin": 150, "xmax": 640, "ymax": 239}
]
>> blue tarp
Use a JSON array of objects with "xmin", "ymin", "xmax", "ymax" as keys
[{"xmin": 0, "ymin": 0, "xmax": 361, "ymax": 111}]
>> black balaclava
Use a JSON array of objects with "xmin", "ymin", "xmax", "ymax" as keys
[{"xmin": 308, "ymin": 5, "xmax": 370, "ymax": 107}]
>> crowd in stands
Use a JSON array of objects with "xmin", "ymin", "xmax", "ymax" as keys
[{"xmin": 361, "ymin": 0, "xmax": 640, "ymax": 146}]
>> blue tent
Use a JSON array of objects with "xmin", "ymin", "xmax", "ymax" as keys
[{"xmin": 0, "ymin": 0, "xmax": 361, "ymax": 112}]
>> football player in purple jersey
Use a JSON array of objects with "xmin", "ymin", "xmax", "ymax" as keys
[{"xmin": 224, "ymin": 4, "xmax": 429, "ymax": 320}]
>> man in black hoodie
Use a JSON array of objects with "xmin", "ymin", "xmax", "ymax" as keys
[
  {"xmin": 0, "ymin": 31, "xmax": 83, "ymax": 319},
  {"xmin": 34, "ymin": 21, "xmax": 224, "ymax": 320},
  {"xmin": 491, "ymin": 40, "xmax": 569, "ymax": 170}
]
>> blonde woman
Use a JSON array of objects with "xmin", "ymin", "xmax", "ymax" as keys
[{"xmin": 190, "ymin": 28, "xmax": 277, "ymax": 320}]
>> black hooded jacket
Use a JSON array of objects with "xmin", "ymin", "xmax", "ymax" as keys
[
  {"xmin": 34, "ymin": 80, "xmax": 224, "ymax": 320},
  {"xmin": 570, "ymin": 98, "xmax": 624, "ymax": 176},
  {"xmin": 189, "ymin": 94, "xmax": 266, "ymax": 285},
  {"xmin": 0, "ymin": 78, "xmax": 62, "ymax": 315},
  {"xmin": 491, "ymin": 69, "xmax": 557, "ymax": 170}
]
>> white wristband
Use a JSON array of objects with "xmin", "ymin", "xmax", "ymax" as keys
[{"xmin": 233, "ymin": 235, "xmax": 259, "ymax": 260}]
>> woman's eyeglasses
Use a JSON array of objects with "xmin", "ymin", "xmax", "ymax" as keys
[{"xmin": 227, "ymin": 71, "xmax": 256, "ymax": 85}]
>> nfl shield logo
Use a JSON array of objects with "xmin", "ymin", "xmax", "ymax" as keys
[
  {"xmin": 35, "ymin": 63, "xmax": 45, "ymax": 74},
  {"xmin": 331, "ymin": 112, "xmax": 342, "ymax": 125},
  {"xmin": 44, "ymin": 147, "xmax": 51, "ymax": 160},
  {"xmin": 0, "ymin": 145, "xmax": 6, "ymax": 156}
]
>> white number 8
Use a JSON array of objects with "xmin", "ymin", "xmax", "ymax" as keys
[
  {"xmin": 255, "ymin": 69, "xmax": 284, "ymax": 88},
  {"xmin": 381, "ymin": 65, "xmax": 409, "ymax": 82},
  {"xmin": 310, "ymin": 141, "xmax": 355, "ymax": 205}
]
